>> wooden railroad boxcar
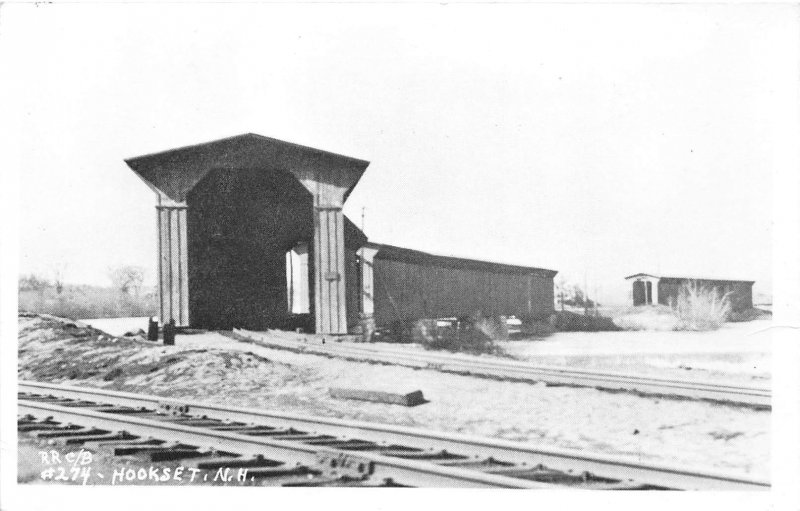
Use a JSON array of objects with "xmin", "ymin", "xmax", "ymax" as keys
[
  {"xmin": 625, "ymin": 273, "xmax": 754, "ymax": 312},
  {"xmin": 364, "ymin": 244, "xmax": 557, "ymax": 327},
  {"xmin": 127, "ymin": 133, "xmax": 558, "ymax": 334}
]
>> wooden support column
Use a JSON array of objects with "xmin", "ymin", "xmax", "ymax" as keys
[
  {"xmin": 360, "ymin": 245, "xmax": 379, "ymax": 318},
  {"xmin": 314, "ymin": 206, "xmax": 347, "ymax": 334},
  {"xmin": 156, "ymin": 196, "xmax": 189, "ymax": 327},
  {"xmin": 290, "ymin": 163, "xmax": 369, "ymax": 335}
]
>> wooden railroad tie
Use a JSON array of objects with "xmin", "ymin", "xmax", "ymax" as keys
[{"xmin": 328, "ymin": 387, "xmax": 428, "ymax": 407}]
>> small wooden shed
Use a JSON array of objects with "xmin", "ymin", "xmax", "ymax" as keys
[{"xmin": 625, "ymin": 273, "xmax": 754, "ymax": 312}]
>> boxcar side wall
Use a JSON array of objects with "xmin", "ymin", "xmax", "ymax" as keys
[
  {"xmin": 372, "ymin": 257, "xmax": 554, "ymax": 327},
  {"xmin": 530, "ymin": 272, "xmax": 555, "ymax": 318}
]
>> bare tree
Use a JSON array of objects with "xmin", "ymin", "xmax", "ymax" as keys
[
  {"xmin": 554, "ymin": 277, "xmax": 596, "ymax": 312},
  {"xmin": 555, "ymin": 277, "xmax": 567, "ymax": 311},
  {"xmin": 108, "ymin": 266, "xmax": 145, "ymax": 297},
  {"xmin": 52, "ymin": 264, "xmax": 67, "ymax": 295}
]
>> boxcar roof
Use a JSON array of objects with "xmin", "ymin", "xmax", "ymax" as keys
[
  {"xmin": 125, "ymin": 133, "xmax": 370, "ymax": 202},
  {"xmin": 367, "ymin": 243, "xmax": 558, "ymax": 277},
  {"xmin": 625, "ymin": 272, "xmax": 754, "ymax": 284}
]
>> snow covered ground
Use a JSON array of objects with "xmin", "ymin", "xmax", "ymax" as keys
[
  {"xmin": 497, "ymin": 320, "xmax": 771, "ymax": 385},
  {"xmin": 68, "ymin": 316, "xmax": 771, "ymax": 479},
  {"xmin": 82, "ymin": 316, "xmax": 770, "ymax": 389},
  {"xmin": 81, "ymin": 317, "xmax": 151, "ymax": 337}
]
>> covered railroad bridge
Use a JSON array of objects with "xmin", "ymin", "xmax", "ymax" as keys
[{"xmin": 127, "ymin": 134, "xmax": 557, "ymax": 334}]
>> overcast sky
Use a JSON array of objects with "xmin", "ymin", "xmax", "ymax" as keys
[{"xmin": 3, "ymin": 3, "xmax": 794, "ymax": 304}]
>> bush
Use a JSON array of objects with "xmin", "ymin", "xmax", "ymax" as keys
[
  {"xmin": 729, "ymin": 307, "xmax": 772, "ymax": 323},
  {"xmin": 673, "ymin": 282, "xmax": 731, "ymax": 331},
  {"xmin": 474, "ymin": 315, "xmax": 509, "ymax": 340},
  {"xmin": 411, "ymin": 319, "xmax": 439, "ymax": 344},
  {"xmin": 514, "ymin": 319, "xmax": 555, "ymax": 339},
  {"xmin": 550, "ymin": 311, "xmax": 621, "ymax": 332},
  {"xmin": 412, "ymin": 315, "xmax": 504, "ymax": 355}
]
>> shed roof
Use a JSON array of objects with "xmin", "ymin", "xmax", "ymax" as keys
[
  {"xmin": 125, "ymin": 133, "xmax": 370, "ymax": 203},
  {"xmin": 367, "ymin": 243, "xmax": 558, "ymax": 277},
  {"xmin": 625, "ymin": 273, "xmax": 754, "ymax": 284}
]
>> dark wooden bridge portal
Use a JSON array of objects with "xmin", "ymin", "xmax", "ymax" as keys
[{"xmin": 126, "ymin": 134, "xmax": 369, "ymax": 334}]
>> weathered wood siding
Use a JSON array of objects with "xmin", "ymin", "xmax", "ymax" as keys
[
  {"xmin": 291, "ymin": 160, "xmax": 365, "ymax": 334},
  {"xmin": 657, "ymin": 278, "xmax": 753, "ymax": 312},
  {"xmin": 359, "ymin": 246, "xmax": 379, "ymax": 317},
  {"xmin": 345, "ymin": 246, "xmax": 361, "ymax": 330},
  {"xmin": 372, "ymin": 257, "xmax": 555, "ymax": 327},
  {"xmin": 529, "ymin": 272, "xmax": 555, "ymax": 317},
  {"xmin": 313, "ymin": 207, "xmax": 348, "ymax": 334},
  {"xmin": 156, "ymin": 197, "xmax": 190, "ymax": 326}
]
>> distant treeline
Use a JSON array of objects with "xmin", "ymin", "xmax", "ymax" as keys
[{"xmin": 19, "ymin": 266, "xmax": 157, "ymax": 320}]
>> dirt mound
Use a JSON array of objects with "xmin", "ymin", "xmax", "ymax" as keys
[{"xmin": 18, "ymin": 314, "xmax": 309, "ymax": 399}]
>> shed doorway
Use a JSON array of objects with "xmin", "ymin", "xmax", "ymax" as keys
[{"xmin": 632, "ymin": 280, "xmax": 646, "ymax": 306}]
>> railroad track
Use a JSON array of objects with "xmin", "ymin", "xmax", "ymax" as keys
[
  {"xmin": 231, "ymin": 329, "xmax": 771, "ymax": 408},
  {"xmin": 18, "ymin": 381, "xmax": 768, "ymax": 490}
]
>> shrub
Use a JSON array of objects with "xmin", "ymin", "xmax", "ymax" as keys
[
  {"xmin": 514, "ymin": 319, "xmax": 555, "ymax": 339},
  {"xmin": 411, "ymin": 319, "xmax": 439, "ymax": 344},
  {"xmin": 729, "ymin": 307, "xmax": 772, "ymax": 323},
  {"xmin": 550, "ymin": 311, "xmax": 621, "ymax": 332},
  {"xmin": 474, "ymin": 315, "xmax": 509, "ymax": 341},
  {"xmin": 673, "ymin": 282, "xmax": 731, "ymax": 331},
  {"xmin": 413, "ymin": 315, "xmax": 504, "ymax": 355}
]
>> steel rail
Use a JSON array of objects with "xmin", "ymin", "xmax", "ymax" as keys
[
  {"xmin": 19, "ymin": 381, "xmax": 769, "ymax": 490},
  {"xmin": 18, "ymin": 399, "xmax": 554, "ymax": 489},
  {"xmin": 231, "ymin": 329, "xmax": 771, "ymax": 408},
  {"xmin": 235, "ymin": 329, "xmax": 769, "ymax": 391}
]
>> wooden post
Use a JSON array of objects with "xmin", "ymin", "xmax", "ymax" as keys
[
  {"xmin": 289, "ymin": 165, "xmax": 366, "ymax": 335},
  {"xmin": 360, "ymin": 245, "xmax": 379, "ymax": 317},
  {"xmin": 156, "ymin": 195, "xmax": 189, "ymax": 327},
  {"xmin": 313, "ymin": 206, "xmax": 347, "ymax": 334}
]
